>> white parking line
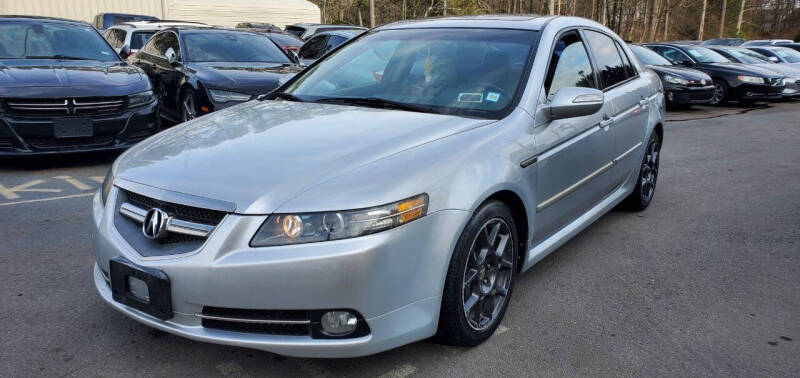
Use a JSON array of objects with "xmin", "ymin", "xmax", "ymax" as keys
[
  {"xmin": 0, "ymin": 179, "xmax": 61, "ymax": 200},
  {"xmin": 0, "ymin": 193, "xmax": 93, "ymax": 207},
  {"xmin": 54, "ymin": 175, "xmax": 92, "ymax": 190}
]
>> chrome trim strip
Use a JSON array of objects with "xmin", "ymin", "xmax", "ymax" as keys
[
  {"xmin": 194, "ymin": 313, "xmax": 311, "ymax": 325},
  {"xmin": 73, "ymin": 99, "xmax": 124, "ymax": 106},
  {"xmin": 119, "ymin": 202, "xmax": 214, "ymax": 238},
  {"xmin": 7, "ymin": 100, "xmax": 68, "ymax": 106},
  {"xmin": 520, "ymin": 155, "xmax": 538, "ymax": 168},
  {"xmin": 536, "ymin": 141, "xmax": 644, "ymax": 212},
  {"xmin": 613, "ymin": 142, "xmax": 643, "ymax": 164},
  {"xmin": 115, "ymin": 178, "xmax": 236, "ymax": 213},
  {"xmin": 537, "ymin": 161, "xmax": 614, "ymax": 212}
]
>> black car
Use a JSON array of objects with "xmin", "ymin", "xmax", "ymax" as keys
[
  {"xmin": 629, "ymin": 44, "xmax": 714, "ymax": 108},
  {"xmin": 129, "ymin": 27, "xmax": 302, "ymax": 122},
  {"xmin": 644, "ymin": 43, "xmax": 785, "ymax": 105},
  {"xmin": 297, "ymin": 30, "xmax": 360, "ymax": 66},
  {"xmin": 0, "ymin": 16, "xmax": 159, "ymax": 155},
  {"xmin": 700, "ymin": 38, "xmax": 745, "ymax": 46},
  {"xmin": 778, "ymin": 43, "xmax": 800, "ymax": 53}
]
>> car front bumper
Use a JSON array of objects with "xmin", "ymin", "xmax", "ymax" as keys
[
  {"xmin": 730, "ymin": 82, "xmax": 785, "ymax": 101},
  {"xmin": 782, "ymin": 80, "xmax": 800, "ymax": 98},
  {"xmin": 0, "ymin": 102, "xmax": 159, "ymax": 156},
  {"xmin": 91, "ymin": 189, "xmax": 470, "ymax": 357},
  {"xmin": 664, "ymin": 84, "xmax": 715, "ymax": 104}
]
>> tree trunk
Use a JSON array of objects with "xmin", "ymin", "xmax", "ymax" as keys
[
  {"xmin": 443, "ymin": 0, "xmax": 447, "ymax": 16},
  {"xmin": 736, "ymin": 0, "xmax": 745, "ymax": 36},
  {"xmin": 369, "ymin": 0, "xmax": 375, "ymax": 28},
  {"xmin": 663, "ymin": 0, "xmax": 670, "ymax": 40},
  {"xmin": 358, "ymin": 8, "xmax": 363, "ymax": 27},
  {"xmin": 601, "ymin": 0, "xmax": 607, "ymax": 24},
  {"xmin": 549, "ymin": 0, "xmax": 555, "ymax": 15},
  {"xmin": 698, "ymin": 0, "xmax": 707, "ymax": 40},
  {"xmin": 402, "ymin": 0, "xmax": 407, "ymax": 19},
  {"xmin": 719, "ymin": 0, "xmax": 727, "ymax": 37}
]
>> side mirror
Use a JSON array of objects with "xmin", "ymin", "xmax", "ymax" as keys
[
  {"xmin": 119, "ymin": 45, "xmax": 131, "ymax": 60},
  {"xmin": 768, "ymin": 56, "xmax": 779, "ymax": 62},
  {"xmin": 678, "ymin": 60, "xmax": 695, "ymax": 67},
  {"xmin": 548, "ymin": 87, "xmax": 604, "ymax": 120},
  {"xmin": 165, "ymin": 47, "xmax": 178, "ymax": 65}
]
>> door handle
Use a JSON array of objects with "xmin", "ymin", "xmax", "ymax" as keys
[
  {"xmin": 599, "ymin": 115, "xmax": 613, "ymax": 129},
  {"xmin": 639, "ymin": 99, "xmax": 648, "ymax": 108}
]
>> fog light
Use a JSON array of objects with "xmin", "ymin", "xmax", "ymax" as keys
[{"xmin": 320, "ymin": 311, "xmax": 358, "ymax": 336}]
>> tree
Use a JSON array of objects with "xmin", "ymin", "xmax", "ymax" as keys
[
  {"xmin": 719, "ymin": 0, "xmax": 727, "ymax": 37},
  {"xmin": 698, "ymin": 0, "xmax": 708, "ymax": 39}
]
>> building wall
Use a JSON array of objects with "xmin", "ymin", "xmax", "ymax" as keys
[{"xmin": 1, "ymin": 0, "xmax": 320, "ymax": 28}]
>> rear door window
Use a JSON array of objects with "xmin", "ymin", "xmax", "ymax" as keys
[
  {"xmin": 298, "ymin": 35, "xmax": 329, "ymax": 60},
  {"xmin": 583, "ymin": 30, "xmax": 630, "ymax": 89}
]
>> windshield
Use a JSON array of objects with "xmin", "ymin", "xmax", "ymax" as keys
[
  {"xmin": 283, "ymin": 28, "xmax": 538, "ymax": 119},
  {"xmin": 0, "ymin": 21, "xmax": 118, "ymax": 61},
  {"xmin": 774, "ymin": 48, "xmax": 800, "ymax": 63},
  {"xmin": 724, "ymin": 49, "xmax": 768, "ymax": 64},
  {"xmin": 184, "ymin": 32, "xmax": 291, "ymax": 63},
  {"xmin": 684, "ymin": 46, "xmax": 730, "ymax": 63},
  {"xmin": 130, "ymin": 31, "xmax": 156, "ymax": 50},
  {"xmin": 268, "ymin": 33, "xmax": 303, "ymax": 47},
  {"xmin": 630, "ymin": 45, "xmax": 671, "ymax": 66}
]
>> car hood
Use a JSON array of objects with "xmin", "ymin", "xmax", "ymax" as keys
[
  {"xmin": 647, "ymin": 65, "xmax": 712, "ymax": 81},
  {"xmin": 0, "ymin": 59, "xmax": 149, "ymax": 97},
  {"xmin": 753, "ymin": 63, "xmax": 800, "ymax": 77},
  {"xmin": 188, "ymin": 62, "xmax": 303, "ymax": 96},
  {"xmin": 696, "ymin": 62, "xmax": 783, "ymax": 78},
  {"xmin": 115, "ymin": 100, "xmax": 495, "ymax": 214}
]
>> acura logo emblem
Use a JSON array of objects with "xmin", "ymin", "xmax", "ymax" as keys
[{"xmin": 142, "ymin": 208, "xmax": 169, "ymax": 240}]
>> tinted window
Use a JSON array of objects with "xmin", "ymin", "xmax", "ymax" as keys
[
  {"xmin": 140, "ymin": 32, "xmax": 162, "ymax": 55},
  {"xmin": 285, "ymin": 26, "xmax": 304, "ymax": 38},
  {"xmin": 183, "ymin": 32, "xmax": 290, "ymax": 63},
  {"xmin": 721, "ymin": 48, "xmax": 766, "ymax": 64},
  {"xmin": 285, "ymin": 28, "xmax": 538, "ymax": 119},
  {"xmin": 615, "ymin": 41, "xmax": 637, "ymax": 77},
  {"xmin": 0, "ymin": 21, "xmax": 118, "ymax": 61},
  {"xmin": 584, "ymin": 30, "xmax": 629, "ymax": 88},
  {"xmin": 630, "ymin": 45, "xmax": 672, "ymax": 66},
  {"xmin": 649, "ymin": 45, "xmax": 691, "ymax": 64},
  {"xmin": 267, "ymin": 33, "xmax": 302, "ymax": 47},
  {"xmin": 130, "ymin": 31, "xmax": 156, "ymax": 49},
  {"xmin": 684, "ymin": 46, "xmax": 729, "ymax": 63},
  {"xmin": 143, "ymin": 32, "xmax": 179, "ymax": 58},
  {"xmin": 544, "ymin": 32, "xmax": 596, "ymax": 99},
  {"xmin": 326, "ymin": 35, "xmax": 348, "ymax": 52},
  {"xmin": 298, "ymin": 35, "xmax": 328, "ymax": 59}
]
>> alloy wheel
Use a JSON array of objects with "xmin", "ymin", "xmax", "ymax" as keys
[
  {"xmin": 639, "ymin": 137, "xmax": 659, "ymax": 203},
  {"xmin": 462, "ymin": 217, "xmax": 514, "ymax": 331},
  {"xmin": 711, "ymin": 82, "xmax": 725, "ymax": 105},
  {"xmin": 182, "ymin": 94, "xmax": 197, "ymax": 121}
]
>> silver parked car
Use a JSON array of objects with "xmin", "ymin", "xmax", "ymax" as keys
[{"xmin": 92, "ymin": 15, "xmax": 665, "ymax": 358}]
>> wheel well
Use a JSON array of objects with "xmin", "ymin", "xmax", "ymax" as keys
[
  {"xmin": 485, "ymin": 190, "xmax": 529, "ymax": 272},
  {"xmin": 654, "ymin": 122, "xmax": 664, "ymax": 146}
]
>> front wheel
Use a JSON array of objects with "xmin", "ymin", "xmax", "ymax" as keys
[
  {"xmin": 437, "ymin": 200, "xmax": 518, "ymax": 346},
  {"xmin": 181, "ymin": 89, "xmax": 198, "ymax": 123},
  {"xmin": 709, "ymin": 80, "xmax": 728, "ymax": 106},
  {"xmin": 621, "ymin": 132, "xmax": 660, "ymax": 211}
]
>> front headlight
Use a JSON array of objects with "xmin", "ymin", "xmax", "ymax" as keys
[
  {"xmin": 209, "ymin": 89, "xmax": 252, "ymax": 103},
  {"xmin": 127, "ymin": 90, "xmax": 156, "ymax": 108},
  {"xmin": 250, "ymin": 194, "xmax": 429, "ymax": 247},
  {"xmin": 663, "ymin": 74, "xmax": 689, "ymax": 85},
  {"xmin": 737, "ymin": 75, "xmax": 766, "ymax": 84},
  {"xmin": 100, "ymin": 168, "xmax": 115, "ymax": 205}
]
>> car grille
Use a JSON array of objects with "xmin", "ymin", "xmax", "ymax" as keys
[
  {"xmin": 199, "ymin": 307, "xmax": 311, "ymax": 336},
  {"xmin": 126, "ymin": 190, "xmax": 227, "ymax": 225},
  {"xmin": 3, "ymin": 97, "xmax": 125, "ymax": 116},
  {"xmin": 27, "ymin": 136, "xmax": 114, "ymax": 148}
]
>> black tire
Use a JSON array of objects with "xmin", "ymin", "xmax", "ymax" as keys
[
  {"xmin": 621, "ymin": 132, "xmax": 661, "ymax": 211},
  {"xmin": 180, "ymin": 88, "xmax": 198, "ymax": 123},
  {"xmin": 437, "ymin": 200, "xmax": 518, "ymax": 346},
  {"xmin": 709, "ymin": 79, "xmax": 729, "ymax": 106}
]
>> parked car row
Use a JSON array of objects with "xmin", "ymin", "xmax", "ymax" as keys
[{"xmin": 629, "ymin": 42, "xmax": 800, "ymax": 107}]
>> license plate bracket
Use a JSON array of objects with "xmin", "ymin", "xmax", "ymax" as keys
[
  {"xmin": 109, "ymin": 257, "xmax": 173, "ymax": 320},
  {"xmin": 53, "ymin": 118, "xmax": 93, "ymax": 138}
]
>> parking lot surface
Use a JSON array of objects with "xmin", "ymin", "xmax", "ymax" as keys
[{"xmin": 1, "ymin": 102, "xmax": 798, "ymax": 377}]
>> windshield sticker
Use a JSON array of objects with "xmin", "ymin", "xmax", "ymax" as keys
[
  {"xmin": 100, "ymin": 51, "xmax": 110, "ymax": 55},
  {"xmin": 458, "ymin": 93, "xmax": 483, "ymax": 103},
  {"xmin": 485, "ymin": 92, "xmax": 501, "ymax": 103}
]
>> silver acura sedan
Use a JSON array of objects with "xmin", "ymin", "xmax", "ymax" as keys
[{"xmin": 92, "ymin": 15, "xmax": 665, "ymax": 357}]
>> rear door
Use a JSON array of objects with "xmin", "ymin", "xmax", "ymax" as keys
[
  {"xmin": 532, "ymin": 30, "xmax": 614, "ymax": 243},
  {"xmin": 583, "ymin": 30, "xmax": 649, "ymax": 187}
]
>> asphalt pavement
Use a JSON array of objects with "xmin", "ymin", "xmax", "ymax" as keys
[{"xmin": 1, "ymin": 102, "xmax": 798, "ymax": 377}]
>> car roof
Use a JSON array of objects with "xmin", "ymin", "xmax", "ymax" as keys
[
  {"xmin": 166, "ymin": 26, "xmax": 263, "ymax": 35},
  {"xmin": 314, "ymin": 29, "xmax": 362, "ymax": 38},
  {"xmin": 0, "ymin": 15, "xmax": 89, "ymax": 26},
  {"xmin": 377, "ymin": 14, "xmax": 554, "ymax": 31}
]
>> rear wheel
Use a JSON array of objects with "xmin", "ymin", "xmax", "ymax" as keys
[
  {"xmin": 437, "ymin": 200, "xmax": 518, "ymax": 346},
  {"xmin": 709, "ymin": 80, "xmax": 728, "ymax": 106},
  {"xmin": 621, "ymin": 132, "xmax": 660, "ymax": 211}
]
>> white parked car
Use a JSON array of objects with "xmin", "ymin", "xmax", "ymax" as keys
[{"xmin": 103, "ymin": 20, "xmax": 209, "ymax": 57}]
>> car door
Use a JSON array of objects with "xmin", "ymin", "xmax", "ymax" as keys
[
  {"xmin": 153, "ymin": 32, "xmax": 183, "ymax": 117},
  {"xmin": 531, "ymin": 30, "xmax": 615, "ymax": 244},
  {"xmin": 297, "ymin": 34, "xmax": 329, "ymax": 65},
  {"xmin": 136, "ymin": 31, "xmax": 182, "ymax": 120},
  {"xmin": 583, "ymin": 30, "xmax": 649, "ymax": 188}
]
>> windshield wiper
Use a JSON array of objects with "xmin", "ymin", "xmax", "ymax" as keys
[
  {"xmin": 314, "ymin": 97, "xmax": 436, "ymax": 114},
  {"xmin": 270, "ymin": 92, "xmax": 304, "ymax": 102},
  {"xmin": 25, "ymin": 55, "xmax": 94, "ymax": 60}
]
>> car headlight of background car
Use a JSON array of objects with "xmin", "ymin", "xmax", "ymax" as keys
[
  {"xmin": 127, "ymin": 90, "xmax": 156, "ymax": 108},
  {"xmin": 250, "ymin": 194, "xmax": 429, "ymax": 246},
  {"xmin": 100, "ymin": 168, "xmax": 115, "ymax": 205},
  {"xmin": 663, "ymin": 74, "xmax": 689, "ymax": 85},
  {"xmin": 737, "ymin": 75, "xmax": 766, "ymax": 84},
  {"xmin": 209, "ymin": 89, "xmax": 252, "ymax": 103}
]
